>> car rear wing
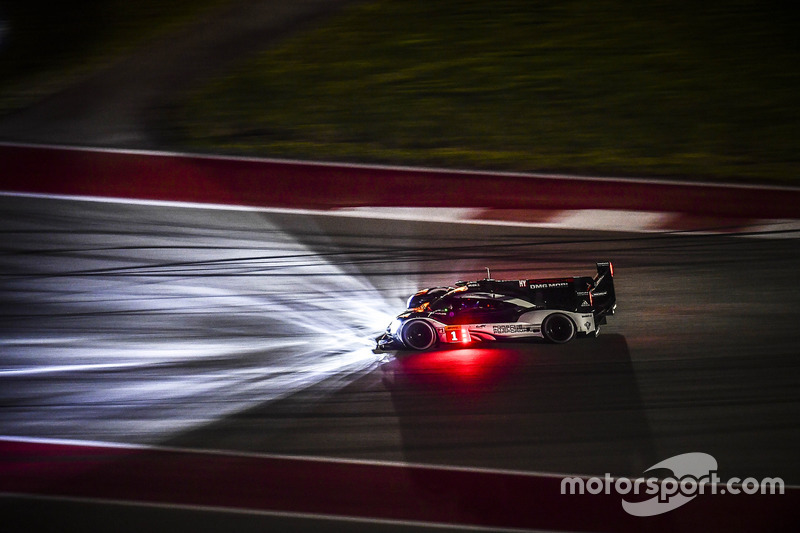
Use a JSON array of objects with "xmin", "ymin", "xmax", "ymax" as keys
[{"xmin": 591, "ymin": 261, "xmax": 616, "ymax": 320}]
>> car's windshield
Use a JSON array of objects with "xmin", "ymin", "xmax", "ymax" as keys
[{"xmin": 429, "ymin": 294, "xmax": 453, "ymax": 311}]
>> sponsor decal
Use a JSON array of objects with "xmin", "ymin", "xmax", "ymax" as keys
[
  {"xmin": 518, "ymin": 280, "xmax": 526, "ymax": 287},
  {"xmin": 593, "ymin": 291, "xmax": 608, "ymax": 297},
  {"xmin": 529, "ymin": 282, "xmax": 570, "ymax": 289},
  {"xmin": 492, "ymin": 325, "xmax": 533, "ymax": 334},
  {"xmin": 580, "ymin": 300, "xmax": 590, "ymax": 307}
]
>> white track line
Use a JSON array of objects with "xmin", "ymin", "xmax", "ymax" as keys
[
  {"xmin": 0, "ymin": 435, "xmax": 571, "ymax": 479},
  {"xmin": 4, "ymin": 191, "xmax": 797, "ymax": 236},
  {"xmin": 0, "ymin": 492, "xmax": 540, "ymax": 533}
]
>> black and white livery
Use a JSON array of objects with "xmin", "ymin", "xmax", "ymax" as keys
[{"xmin": 376, "ymin": 262, "xmax": 616, "ymax": 350}]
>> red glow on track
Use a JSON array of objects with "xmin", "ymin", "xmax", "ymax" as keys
[
  {"xmin": 426, "ymin": 349, "xmax": 497, "ymax": 379},
  {"xmin": 394, "ymin": 348, "xmax": 521, "ymax": 392}
]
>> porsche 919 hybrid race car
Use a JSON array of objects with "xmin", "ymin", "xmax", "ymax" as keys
[{"xmin": 376, "ymin": 262, "xmax": 616, "ymax": 350}]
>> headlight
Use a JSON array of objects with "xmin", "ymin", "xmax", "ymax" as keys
[{"xmin": 388, "ymin": 319, "xmax": 402, "ymax": 335}]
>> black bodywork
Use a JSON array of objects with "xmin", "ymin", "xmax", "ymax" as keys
[{"xmin": 376, "ymin": 262, "xmax": 616, "ymax": 350}]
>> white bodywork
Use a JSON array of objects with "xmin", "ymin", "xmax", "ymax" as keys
[{"xmin": 390, "ymin": 311, "xmax": 596, "ymax": 345}]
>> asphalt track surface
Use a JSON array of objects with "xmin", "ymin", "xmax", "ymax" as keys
[{"xmin": 2, "ymin": 194, "xmax": 799, "ymax": 530}]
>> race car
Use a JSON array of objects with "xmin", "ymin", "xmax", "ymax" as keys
[{"xmin": 376, "ymin": 262, "xmax": 616, "ymax": 350}]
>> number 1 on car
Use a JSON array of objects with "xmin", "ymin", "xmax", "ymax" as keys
[{"xmin": 445, "ymin": 325, "xmax": 471, "ymax": 343}]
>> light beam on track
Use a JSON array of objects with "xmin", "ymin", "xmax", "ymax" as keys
[{"xmin": 0, "ymin": 196, "xmax": 403, "ymax": 444}]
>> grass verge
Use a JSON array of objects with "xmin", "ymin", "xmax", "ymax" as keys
[
  {"xmin": 0, "ymin": 0, "xmax": 232, "ymax": 115},
  {"xmin": 171, "ymin": 0, "xmax": 799, "ymax": 184}
]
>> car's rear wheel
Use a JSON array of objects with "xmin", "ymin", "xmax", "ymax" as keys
[
  {"xmin": 542, "ymin": 313, "xmax": 576, "ymax": 343},
  {"xmin": 401, "ymin": 320, "xmax": 438, "ymax": 350}
]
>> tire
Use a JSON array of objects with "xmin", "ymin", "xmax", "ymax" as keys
[
  {"xmin": 542, "ymin": 313, "xmax": 576, "ymax": 344},
  {"xmin": 400, "ymin": 320, "xmax": 438, "ymax": 350}
]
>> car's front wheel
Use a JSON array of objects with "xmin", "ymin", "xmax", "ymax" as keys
[
  {"xmin": 400, "ymin": 320, "xmax": 438, "ymax": 350},
  {"xmin": 542, "ymin": 313, "xmax": 576, "ymax": 343}
]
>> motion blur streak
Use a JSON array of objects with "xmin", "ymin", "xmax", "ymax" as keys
[{"xmin": 0, "ymin": 195, "xmax": 400, "ymax": 443}]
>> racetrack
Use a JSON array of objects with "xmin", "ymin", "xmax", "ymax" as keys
[
  {"xmin": 2, "ymin": 193, "xmax": 799, "ymax": 497},
  {"xmin": 2, "ymin": 0, "xmax": 798, "ymax": 525}
]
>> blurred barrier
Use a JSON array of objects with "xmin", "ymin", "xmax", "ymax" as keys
[{"xmin": 1, "ymin": 143, "xmax": 799, "ymax": 218}]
